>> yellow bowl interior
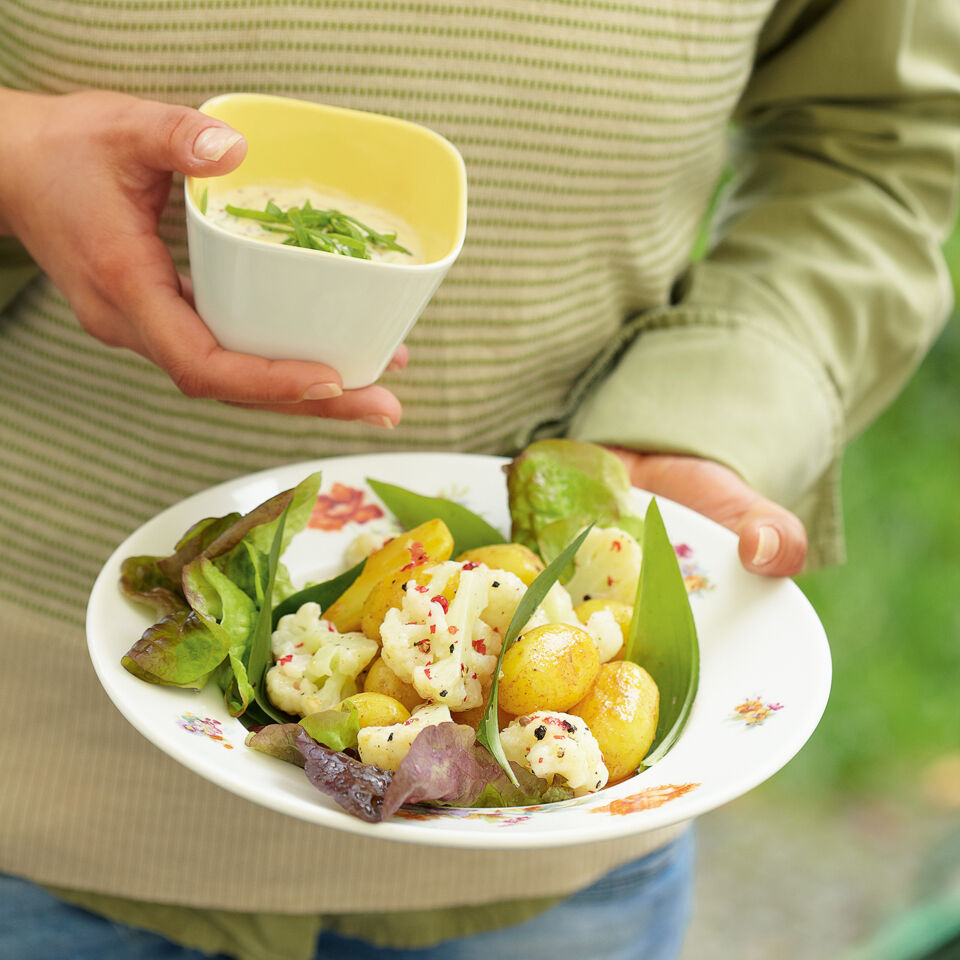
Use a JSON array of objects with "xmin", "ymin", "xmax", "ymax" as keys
[{"xmin": 186, "ymin": 93, "xmax": 466, "ymax": 264}]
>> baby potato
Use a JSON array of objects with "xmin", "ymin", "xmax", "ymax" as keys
[
  {"xmin": 324, "ymin": 519, "xmax": 454, "ymax": 632},
  {"xmin": 362, "ymin": 657, "xmax": 424, "ymax": 713},
  {"xmin": 338, "ymin": 692, "xmax": 410, "ymax": 728},
  {"xmin": 499, "ymin": 623, "xmax": 600, "ymax": 716},
  {"xmin": 456, "ymin": 543, "xmax": 545, "ymax": 586},
  {"xmin": 574, "ymin": 598, "xmax": 633, "ymax": 660},
  {"xmin": 569, "ymin": 661, "xmax": 659, "ymax": 783}
]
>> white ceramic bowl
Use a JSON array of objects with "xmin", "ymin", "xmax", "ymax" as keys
[{"xmin": 185, "ymin": 93, "xmax": 467, "ymax": 389}]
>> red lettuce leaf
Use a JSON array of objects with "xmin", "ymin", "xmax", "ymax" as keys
[
  {"xmin": 245, "ymin": 724, "xmax": 306, "ymax": 767},
  {"xmin": 295, "ymin": 727, "xmax": 392, "ymax": 822}
]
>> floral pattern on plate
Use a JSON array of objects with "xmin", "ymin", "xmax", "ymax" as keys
[
  {"xmin": 731, "ymin": 698, "xmax": 784, "ymax": 727},
  {"xmin": 309, "ymin": 482, "xmax": 384, "ymax": 531},
  {"xmin": 176, "ymin": 713, "xmax": 234, "ymax": 749}
]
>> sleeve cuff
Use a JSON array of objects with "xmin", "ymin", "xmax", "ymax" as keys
[{"xmin": 566, "ymin": 311, "xmax": 845, "ymax": 568}]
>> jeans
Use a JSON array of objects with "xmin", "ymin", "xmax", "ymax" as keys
[{"xmin": 0, "ymin": 828, "xmax": 694, "ymax": 960}]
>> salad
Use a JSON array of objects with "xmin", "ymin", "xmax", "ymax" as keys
[{"xmin": 119, "ymin": 441, "xmax": 699, "ymax": 822}]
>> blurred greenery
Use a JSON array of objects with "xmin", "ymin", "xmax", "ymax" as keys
[{"xmin": 768, "ymin": 222, "xmax": 960, "ymax": 803}]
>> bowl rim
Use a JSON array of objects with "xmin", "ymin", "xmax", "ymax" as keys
[{"xmin": 184, "ymin": 92, "xmax": 468, "ymax": 271}]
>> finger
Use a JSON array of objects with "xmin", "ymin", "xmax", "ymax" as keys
[
  {"xmin": 226, "ymin": 385, "xmax": 402, "ymax": 425},
  {"xmin": 608, "ymin": 449, "xmax": 808, "ymax": 578},
  {"xmin": 116, "ymin": 100, "xmax": 247, "ymax": 178},
  {"xmin": 122, "ymin": 277, "xmax": 349, "ymax": 404},
  {"xmin": 387, "ymin": 344, "xmax": 410, "ymax": 372},
  {"xmin": 735, "ymin": 502, "xmax": 808, "ymax": 578}
]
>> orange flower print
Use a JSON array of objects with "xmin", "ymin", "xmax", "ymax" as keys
[
  {"xmin": 731, "ymin": 698, "xmax": 784, "ymax": 727},
  {"xmin": 591, "ymin": 783, "xmax": 700, "ymax": 816},
  {"xmin": 309, "ymin": 483, "xmax": 384, "ymax": 531}
]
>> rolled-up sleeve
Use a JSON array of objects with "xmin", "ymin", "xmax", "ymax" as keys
[{"xmin": 568, "ymin": 0, "xmax": 960, "ymax": 568}]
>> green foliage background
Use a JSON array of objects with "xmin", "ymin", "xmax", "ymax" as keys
[{"xmin": 769, "ymin": 224, "xmax": 960, "ymax": 802}]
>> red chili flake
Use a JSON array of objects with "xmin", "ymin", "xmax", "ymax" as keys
[
  {"xmin": 448, "ymin": 625, "xmax": 459, "ymax": 635},
  {"xmin": 295, "ymin": 642, "xmax": 304, "ymax": 648},
  {"xmin": 416, "ymin": 640, "xmax": 431, "ymax": 653},
  {"xmin": 423, "ymin": 667, "xmax": 432, "ymax": 679},
  {"xmin": 326, "ymin": 622, "xmax": 336, "ymax": 631},
  {"xmin": 471, "ymin": 673, "xmax": 477, "ymax": 680},
  {"xmin": 401, "ymin": 541, "xmax": 430, "ymax": 571},
  {"xmin": 462, "ymin": 561, "xmax": 480, "ymax": 570},
  {"xmin": 431, "ymin": 595, "xmax": 449, "ymax": 613},
  {"xmin": 277, "ymin": 654, "xmax": 294, "ymax": 665},
  {"xmin": 610, "ymin": 540, "xmax": 622, "ymax": 552},
  {"xmin": 472, "ymin": 638, "xmax": 487, "ymax": 655},
  {"xmin": 415, "ymin": 585, "xmax": 430, "ymax": 594},
  {"xmin": 429, "ymin": 624, "xmax": 437, "ymax": 635},
  {"xmin": 293, "ymin": 681, "xmax": 301, "ymax": 690},
  {"xmin": 607, "ymin": 575, "xmax": 614, "ymax": 587}
]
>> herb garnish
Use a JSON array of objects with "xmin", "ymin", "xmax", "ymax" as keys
[{"xmin": 222, "ymin": 198, "xmax": 412, "ymax": 260}]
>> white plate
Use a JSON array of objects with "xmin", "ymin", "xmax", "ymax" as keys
[{"xmin": 87, "ymin": 452, "xmax": 830, "ymax": 849}]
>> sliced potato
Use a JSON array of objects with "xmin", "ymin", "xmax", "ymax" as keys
[{"xmin": 324, "ymin": 519, "xmax": 454, "ymax": 632}]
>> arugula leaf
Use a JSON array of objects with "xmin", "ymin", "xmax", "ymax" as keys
[
  {"xmin": 367, "ymin": 479, "xmax": 505, "ymax": 555},
  {"xmin": 625, "ymin": 498, "xmax": 700, "ymax": 767},
  {"xmin": 476, "ymin": 524, "xmax": 594, "ymax": 785}
]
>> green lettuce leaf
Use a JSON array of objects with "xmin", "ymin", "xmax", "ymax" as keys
[
  {"xmin": 120, "ymin": 608, "xmax": 230, "ymax": 689},
  {"xmin": 299, "ymin": 702, "xmax": 360, "ymax": 752},
  {"xmin": 244, "ymin": 723, "xmax": 306, "ymax": 766},
  {"xmin": 506, "ymin": 439, "xmax": 643, "ymax": 566}
]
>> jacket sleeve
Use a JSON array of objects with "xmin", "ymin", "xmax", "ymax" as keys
[
  {"xmin": 566, "ymin": 0, "xmax": 960, "ymax": 568},
  {"xmin": 0, "ymin": 236, "xmax": 38, "ymax": 313}
]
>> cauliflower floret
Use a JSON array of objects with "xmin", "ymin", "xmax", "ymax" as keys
[
  {"xmin": 579, "ymin": 607, "xmax": 623, "ymax": 663},
  {"xmin": 380, "ymin": 563, "xmax": 502, "ymax": 711},
  {"xmin": 564, "ymin": 526, "xmax": 642, "ymax": 606},
  {"xmin": 266, "ymin": 602, "xmax": 378, "ymax": 717},
  {"xmin": 520, "ymin": 581, "xmax": 580, "ymax": 634},
  {"xmin": 357, "ymin": 703, "xmax": 452, "ymax": 771},
  {"xmin": 500, "ymin": 711, "xmax": 608, "ymax": 795},
  {"xmin": 343, "ymin": 528, "xmax": 397, "ymax": 569}
]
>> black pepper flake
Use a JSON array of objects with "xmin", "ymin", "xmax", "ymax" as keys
[
  {"xmin": 387, "ymin": 732, "xmax": 394, "ymax": 741},
  {"xmin": 583, "ymin": 594, "xmax": 591, "ymax": 602},
  {"xmin": 401, "ymin": 583, "xmax": 408, "ymax": 592},
  {"xmin": 534, "ymin": 725, "xmax": 547, "ymax": 740},
  {"xmin": 562, "ymin": 720, "xmax": 576, "ymax": 733},
  {"xmin": 449, "ymin": 643, "xmax": 455, "ymax": 653},
  {"xmin": 492, "ymin": 580, "xmax": 500, "ymax": 588},
  {"xmin": 440, "ymin": 689, "xmax": 448, "ymax": 697}
]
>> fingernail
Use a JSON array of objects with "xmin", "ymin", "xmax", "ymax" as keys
[
  {"xmin": 302, "ymin": 382, "xmax": 343, "ymax": 400},
  {"xmin": 193, "ymin": 127, "xmax": 243, "ymax": 162},
  {"xmin": 386, "ymin": 359, "xmax": 404, "ymax": 372},
  {"xmin": 752, "ymin": 525, "xmax": 781, "ymax": 566},
  {"xmin": 361, "ymin": 414, "xmax": 396, "ymax": 429}
]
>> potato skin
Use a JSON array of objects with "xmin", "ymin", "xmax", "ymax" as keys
[
  {"xmin": 570, "ymin": 661, "xmax": 659, "ymax": 783},
  {"xmin": 362, "ymin": 657, "xmax": 424, "ymax": 712},
  {"xmin": 338, "ymin": 692, "xmax": 410, "ymax": 728},
  {"xmin": 498, "ymin": 623, "xmax": 600, "ymax": 716},
  {"xmin": 574, "ymin": 598, "xmax": 633, "ymax": 660},
  {"xmin": 456, "ymin": 543, "xmax": 545, "ymax": 586}
]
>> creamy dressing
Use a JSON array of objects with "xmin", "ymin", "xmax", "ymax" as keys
[{"xmin": 205, "ymin": 184, "xmax": 425, "ymax": 265}]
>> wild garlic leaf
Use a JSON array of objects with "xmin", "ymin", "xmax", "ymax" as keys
[
  {"xmin": 624, "ymin": 498, "xmax": 699, "ymax": 768},
  {"xmin": 477, "ymin": 524, "xmax": 594, "ymax": 785},
  {"xmin": 367, "ymin": 479, "xmax": 505, "ymax": 556}
]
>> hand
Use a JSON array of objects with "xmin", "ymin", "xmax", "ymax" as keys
[
  {"xmin": 606, "ymin": 448, "xmax": 808, "ymax": 577},
  {"xmin": 0, "ymin": 89, "xmax": 403, "ymax": 425}
]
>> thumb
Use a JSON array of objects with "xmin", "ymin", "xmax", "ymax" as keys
[
  {"xmin": 124, "ymin": 101, "xmax": 247, "ymax": 177},
  {"xmin": 732, "ymin": 497, "xmax": 809, "ymax": 578}
]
